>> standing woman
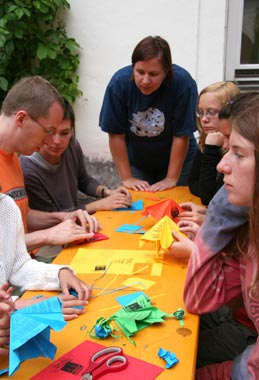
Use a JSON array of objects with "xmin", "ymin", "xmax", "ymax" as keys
[
  {"xmin": 188, "ymin": 81, "xmax": 240, "ymax": 205},
  {"xmin": 184, "ymin": 95, "xmax": 259, "ymax": 379},
  {"xmin": 99, "ymin": 36, "xmax": 198, "ymax": 191}
]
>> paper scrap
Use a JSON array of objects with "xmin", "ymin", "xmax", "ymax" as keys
[{"xmin": 70, "ymin": 249, "xmax": 163, "ymax": 276}]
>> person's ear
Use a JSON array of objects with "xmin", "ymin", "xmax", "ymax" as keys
[{"xmin": 15, "ymin": 110, "xmax": 28, "ymax": 128}]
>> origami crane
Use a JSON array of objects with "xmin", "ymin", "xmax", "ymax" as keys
[
  {"xmin": 139, "ymin": 215, "xmax": 186, "ymax": 255},
  {"xmin": 142, "ymin": 198, "xmax": 184, "ymax": 222}
]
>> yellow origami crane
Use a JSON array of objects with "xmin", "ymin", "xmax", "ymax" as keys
[{"xmin": 139, "ymin": 215, "xmax": 186, "ymax": 256}]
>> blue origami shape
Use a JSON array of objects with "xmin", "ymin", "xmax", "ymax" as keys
[
  {"xmin": 116, "ymin": 292, "xmax": 146, "ymax": 307},
  {"xmin": 115, "ymin": 224, "xmax": 143, "ymax": 233},
  {"xmin": 9, "ymin": 296, "xmax": 66, "ymax": 376},
  {"xmin": 115, "ymin": 199, "xmax": 144, "ymax": 211},
  {"xmin": 95, "ymin": 324, "xmax": 111, "ymax": 338},
  {"xmin": 115, "ymin": 220, "xmax": 146, "ymax": 234},
  {"xmin": 158, "ymin": 347, "xmax": 179, "ymax": 369}
]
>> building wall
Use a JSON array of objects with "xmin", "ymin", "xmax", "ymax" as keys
[{"xmin": 66, "ymin": 0, "xmax": 228, "ymax": 160}]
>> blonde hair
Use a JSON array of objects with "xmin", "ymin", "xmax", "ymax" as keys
[{"xmin": 197, "ymin": 81, "xmax": 240, "ymax": 151}]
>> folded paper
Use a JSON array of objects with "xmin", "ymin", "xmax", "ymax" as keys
[
  {"xmin": 115, "ymin": 199, "xmax": 144, "ymax": 211},
  {"xmin": 142, "ymin": 198, "xmax": 184, "ymax": 222},
  {"xmin": 115, "ymin": 224, "xmax": 145, "ymax": 234},
  {"xmin": 158, "ymin": 347, "xmax": 179, "ymax": 369},
  {"xmin": 9, "ymin": 296, "xmax": 66, "ymax": 375},
  {"xmin": 139, "ymin": 215, "xmax": 186, "ymax": 255},
  {"xmin": 90, "ymin": 293, "xmax": 183, "ymax": 345}
]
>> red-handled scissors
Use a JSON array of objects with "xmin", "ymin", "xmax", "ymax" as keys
[{"xmin": 81, "ymin": 346, "xmax": 128, "ymax": 380}]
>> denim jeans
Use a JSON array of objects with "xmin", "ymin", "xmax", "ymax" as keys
[{"xmin": 130, "ymin": 158, "xmax": 193, "ymax": 186}]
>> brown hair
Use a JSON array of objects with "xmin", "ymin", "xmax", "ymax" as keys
[
  {"xmin": 131, "ymin": 36, "xmax": 173, "ymax": 81},
  {"xmin": 197, "ymin": 82, "xmax": 240, "ymax": 151},
  {"xmin": 1, "ymin": 76, "xmax": 64, "ymax": 119},
  {"xmin": 220, "ymin": 91, "xmax": 259, "ymax": 294}
]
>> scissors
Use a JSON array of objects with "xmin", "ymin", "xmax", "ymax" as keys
[{"xmin": 81, "ymin": 346, "xmax": 128, "ymax": 379}]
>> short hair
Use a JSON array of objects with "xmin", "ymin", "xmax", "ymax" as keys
[
  {"xmin": 131, "ymin": 36, "xmax": 173, "ymax": 81},
  {"xmin": 1, "ymin": 76, "xmax": 65, "ymax": 119},
  {"xmin": 197, "ymin": 81, "xmax": 240, "ymax": 149}
]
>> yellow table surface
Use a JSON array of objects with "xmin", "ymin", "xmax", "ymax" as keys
[{"xmin": 6, "ymin": 187, "xmax": 200, "ymax": 380}]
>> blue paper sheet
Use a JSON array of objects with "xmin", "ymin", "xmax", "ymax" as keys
[
  {"xmin": 115, "ymin": 224, "xmax": 146, "ymax": 234},
  {"xmin": 9, "ymin": 296, "xmax": 66, "ymax": 376}
]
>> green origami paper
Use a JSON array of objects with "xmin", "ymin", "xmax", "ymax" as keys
[{"xmin": 90, "ymin": 293, "xmax": 184, "ymax": 345}]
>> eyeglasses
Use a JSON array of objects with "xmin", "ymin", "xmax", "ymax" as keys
[
  {"xmin": 28, "ymin": 114, "xmax": 56, "ymax": 136},
  {"xmin": 196, "ymin": 109, "xmax": 219, "ymax": 118}
]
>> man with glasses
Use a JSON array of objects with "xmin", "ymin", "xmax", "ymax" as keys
[{"xmin": 0, "ymin": 76, "xmax": 98, "ymax": 254}]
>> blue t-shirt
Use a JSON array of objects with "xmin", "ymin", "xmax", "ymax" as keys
[{"xmin": 99, "ymin": 64, "xmax": 198, "ymax": 171}]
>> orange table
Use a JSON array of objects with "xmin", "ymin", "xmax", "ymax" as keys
[{"xmin": 7, "ymin": 187, "xmax": 201, "ymax": 380}]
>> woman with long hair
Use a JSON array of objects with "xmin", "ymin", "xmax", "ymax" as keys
[{"xmin": 184, "ymin": 93, "xmax": 259, "ymax": 379}]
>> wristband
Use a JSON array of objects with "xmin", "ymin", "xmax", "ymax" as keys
[{"xmin": 101, "ymin": 186, "xmax": 107, "ymax": 198}]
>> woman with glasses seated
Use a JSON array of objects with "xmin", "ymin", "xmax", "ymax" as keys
[{"xmin": 188, "ymin": 81, "xmax": 240, "ymax": 206}]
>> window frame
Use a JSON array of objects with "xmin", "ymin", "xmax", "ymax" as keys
[{"xmin": 225, "ymin": 0, "xmax": 259, "ymax": 81}]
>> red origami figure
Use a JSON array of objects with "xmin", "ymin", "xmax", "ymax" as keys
[{"xmin": 142, "ymin": 199, "xmax": 184, "ymax": 222}]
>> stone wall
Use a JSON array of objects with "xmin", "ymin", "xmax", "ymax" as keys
[{"xmin": 79, "ymin": 156, "xmax": 121, "ymax": 203}]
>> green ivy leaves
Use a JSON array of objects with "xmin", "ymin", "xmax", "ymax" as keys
[{"xmin": 0, "ymin": 0, "xmax": 82, "ymax": 104}]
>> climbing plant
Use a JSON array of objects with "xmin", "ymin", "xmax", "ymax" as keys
[{"xmin": 0, "ymin": 0, "xmax": 82, "ymax": 104}]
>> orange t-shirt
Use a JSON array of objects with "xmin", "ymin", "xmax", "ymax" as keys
[{"xmin": 0, "ymin": 149, "xmax": 29, "ymax": 232}]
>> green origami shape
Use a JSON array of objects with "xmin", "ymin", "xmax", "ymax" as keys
[
  {"xmin": 91, "ymin": 294, "xmax": 185, "ymax": 345},
  {"xmin": 111, "ymin": 295, "xmax": 167, "ymax": 340}
]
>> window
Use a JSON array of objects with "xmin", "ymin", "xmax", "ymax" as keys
[{"xmin": 226, "ymin": 0, "xmax": 259, "ymax": 89}]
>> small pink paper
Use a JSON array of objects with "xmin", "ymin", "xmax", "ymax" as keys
[{"xmin": 30, "ymin": 340, "xmax": 163, "ymax": 380}]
